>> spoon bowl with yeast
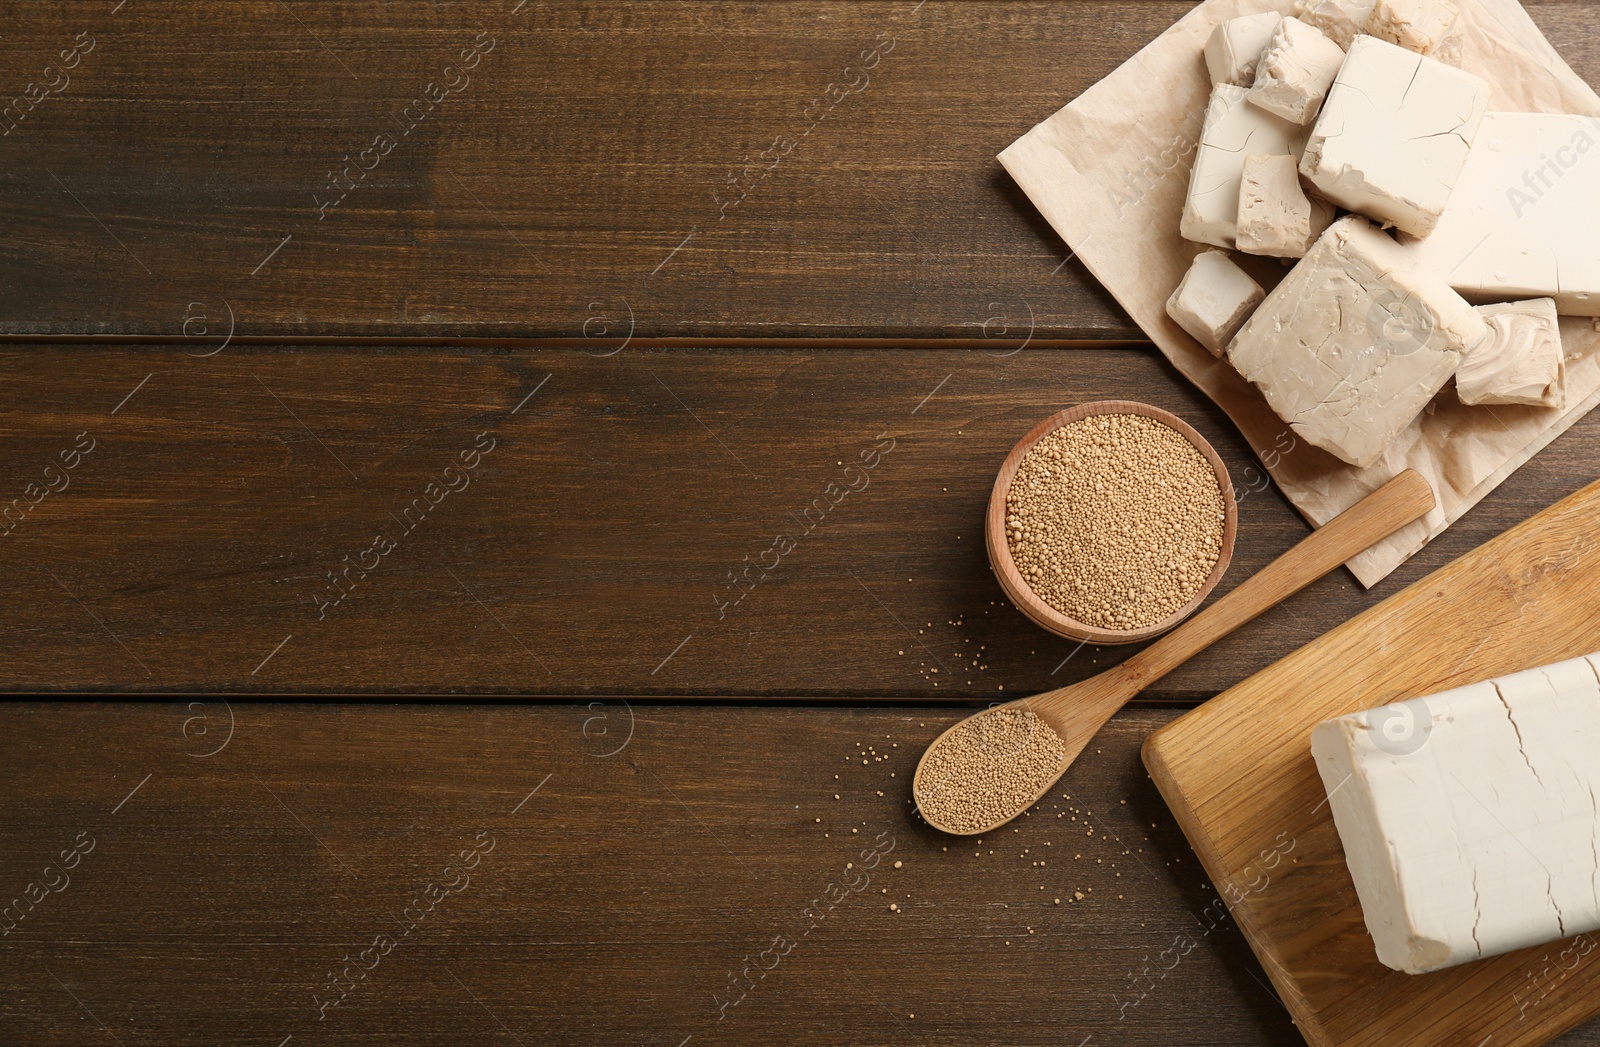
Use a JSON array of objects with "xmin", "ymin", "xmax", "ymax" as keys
[{"xmin": 913, "ymin": 469, "xmax": 1436, "ymax": 836}]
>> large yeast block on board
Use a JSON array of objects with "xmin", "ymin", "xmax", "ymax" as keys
[{"xmin": 1312, "ymin": 654, "xmax": 1600, "ymax": 974}]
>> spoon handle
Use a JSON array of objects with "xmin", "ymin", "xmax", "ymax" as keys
[{"xmin": 1116, "ymin": 469, "xmax": 1435, "ymax": 690}]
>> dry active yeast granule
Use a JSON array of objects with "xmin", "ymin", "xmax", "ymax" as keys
[
  {"xmin": 1005, "ymin": 413, "xmax": 1224, "ymax": 630},
  {"xmin": 916, "ymin": 707, "xmax": 1068, "ymax": 834}
]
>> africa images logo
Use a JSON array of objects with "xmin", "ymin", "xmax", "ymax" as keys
[
  {"xmin": 1362, "ymin": 696, "xmax": 1436, "ymax": 757},
  {"xmin": 1366, "ymin": 286, "xmax": 1436, "ymax": 359},
  {"xmin": 1505, "ymin": 119, "xmax": 1599, "ymax": 218}
]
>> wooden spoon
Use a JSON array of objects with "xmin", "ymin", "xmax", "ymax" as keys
[{"xmin": 913, "ymin": 468, "xmax": 1436, "ymax": 836}]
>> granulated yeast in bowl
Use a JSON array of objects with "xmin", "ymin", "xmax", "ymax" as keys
[
  {"xmin": 1004, "ymin": 413, "xmax": 1225, "ymax": 631},
  {"xmin": 916, "ymin": 706, "xmax": 1068, "ymax": 834}
]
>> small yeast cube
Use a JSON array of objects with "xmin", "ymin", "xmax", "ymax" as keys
[
  {"xmin": 1291, "ymin": 0, "xmax": 1375, "ymax": 49},
  {"xmin": 1203, "ymin": 12, "xmax": 1282, "ymax": 86},
  {"xmin": 1236, "ymin": 154, "xmax": 1335, "ymax": 258},
  {"xmin": 1228, "ymin": 217, "xmax": 1484, "ymax": 468},
  {"xmin": 1166, "ymin": 250, "xmax": 1265, "ymax": 356},
  {"xmin": 1456, "ymin": 299, "xmax": 1565, "ymax": 409},
  {"xmin": 1301, "ymin": 36, "xmax": 1488, "ymax": 236},
  {"xmin": 1182, "ymin": 84, "xmax": 1306, "ymax": 249},
  {"xmin": 1247, "ymin": 17, "xmax": 1347, "ymax": 125}
]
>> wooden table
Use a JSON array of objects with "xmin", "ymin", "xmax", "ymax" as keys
[{"xmin": 2, "ymin": 3, "xmax": 1597, "ymax": 1044}]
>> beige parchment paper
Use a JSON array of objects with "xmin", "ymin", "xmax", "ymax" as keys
[{"xmin": 1000, "ymin": 0, "xmax": 1600, "ymax": 586}]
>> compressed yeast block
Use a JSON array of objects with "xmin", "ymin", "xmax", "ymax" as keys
[
  {"xmin": 1456, "ymin": 298, "xmax": 1565, "ymax": 408},
  {"xmin": 1311, "ymin": 653, "xmax": 1600, "ymax": 974},
  {"xmin": 1247, "ymin": 16, "xmax": 1347, "ymax": 125},
  {"xmin": 1204, "ymin": 12, "xmax": 1282, "ymax": 86},
  {"xmin": 1291, "ymin": 0, "xmax": 1375, "ymax": 49},
  {"xmin": 1227, "ymin": 216, "xmax": 1484, "ymax": 468},
  {"xmin": 1237, "ymin": 154, "xmax": 1335, "ymax": 258},
  {"xmin": 1166, "ymin": 250, "xmax": 1265, "ymax": 356},
  {"xmin": 1398, "ymin": 112, "xmax": 1600, "ymax": 316},
  {"xmin": 1364, "ymin": 0, "xmax": 1462, "ymax": 58},
  {"xmin": 1300, "ymin": 36, "xmax": 1488, "ymax": 237},
  {"xmin": 1181, "ymin": 84, "xmax": 1306, "ymax": 249}
]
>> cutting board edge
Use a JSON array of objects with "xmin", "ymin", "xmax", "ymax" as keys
[
  {"xmin": 1142, "ymin": 733, "xmax": 1333, "ymax": 1047},
  {"xmin": 1142, "ymin": 476, "xmax": 1600, "ymax": 1047},
  {"xmin": 1144, "ymin": 474, "xmax": 1600, "ymax": 809}
]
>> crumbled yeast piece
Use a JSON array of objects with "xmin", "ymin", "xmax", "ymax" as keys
[
  {"xmin": 1291, "ymin": 0, "xmax": 1375, "ymax": 48},
  {"xmin": 1181, "ymin": 84, "xmax": 1306, "ymax": 249},
  {"xmin": 1227, "ymin": 216, "xmax": 1484, "ymax": 468},
  {"xmin": 1236, "ymin": 154, "xmax": 1335, "ymax": 258},
  {"xmin": 1397, "ymin": 112, "xmax": 1600, "ymax": 316},
  {"xmin": 1166, "ymin": 250, "xmax": 1265, "ymax": 356},
  {"xmin": 1364, "ymin": 0, "xmax": 1462, "ymax": 58},
  {"xmin": 1247, "ymin": 16, "xmax": 1347, "ymax": 125},
  {"xmin": 1456, "ymin": 299, "xmax": 1565, "ymax": 409},
  {"xmin": 1312, "ymin": 653, "xmax": 1600, "ymax": 974},
  {"xmin": 1203, "ymin": 12, "xmax": 1282, "ymax": 86},
  {"xmin": 1300, "ymin": 36, "xmax": 1488, "ymax": 236}
]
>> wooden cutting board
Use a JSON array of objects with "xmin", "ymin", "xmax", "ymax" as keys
[{"xmin": 1144, "ymin": 478, "xmax": 1600, "ymax": 1047}]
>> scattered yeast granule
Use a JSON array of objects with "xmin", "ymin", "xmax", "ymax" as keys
[
  {"xmin": 914, "ymin": 707, "xmax": 1068, "ymax": 834},
  {"xmin": 1004, "ymin": 413, "xmax": 1224, "ymax": 630}
]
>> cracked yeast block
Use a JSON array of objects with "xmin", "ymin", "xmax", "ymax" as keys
[
  {"xmin": 1311, "ymin": 653, "xmax": 1600, "ymax": 974},
  {"xmin": 1399, "ymin": 112, "xmax": 1600, "ymax": 316},
  {"xmin": 1226, "ymin": 216, "xmax": 1483, "ymax": 468},
  {"xmin": 1300, "ymin": 35, "xmax": 1488, "ymax": 236},
  {"xmin": 1181, "ymin": 83, "xmax": 1307, "ymax": 250}
]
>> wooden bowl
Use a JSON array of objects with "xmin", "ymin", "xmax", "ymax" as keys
[{"xmin": 986, "ymin": 400, "xmax": 1238, "ymax": 646}]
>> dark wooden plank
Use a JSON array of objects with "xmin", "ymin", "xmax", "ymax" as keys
[
  {"xmin": 0, "ymin": 705, "xmax": 1311, "ymax": 1046},
  {"xmin": 3, "ymin": 704, "xmax": 1597, "ymax": 1045},
  {"xmin": 0, "ymin": 1, "xmax": 1592, "ymax": 342},
  {"xmin": 0, "ymin": 343, "xmax": 1593, "ymax": 698}
]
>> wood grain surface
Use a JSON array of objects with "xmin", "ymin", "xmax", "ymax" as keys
[
  {"xmin": 1146, "ymin": 479, "xmax": 1600, "ymax": 1047},
  {"xmin": 0, "ymin": 344, "xmax": 1594, "ymax": 698},
  {"xmin": 8, "ymin": 2, "xmax": 1600, "ymax": 1045},
  {"xmin": 0, "ymin": 702, "xmax": 1553, "ymax": 1047},
  {"xmin": 0, "ymin": 0, "xmax": 1593, "ymax": 342}
]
